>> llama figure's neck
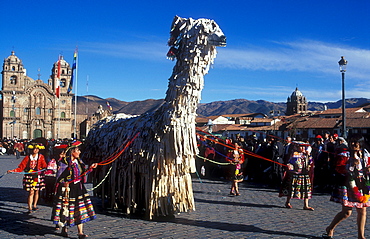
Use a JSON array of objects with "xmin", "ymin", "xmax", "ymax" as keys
[{"xmin": 164, "ymin": 46, "xmax": 216, "ymax": 119}]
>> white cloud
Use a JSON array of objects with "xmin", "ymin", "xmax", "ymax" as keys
[
  {"xmin": 217, "ymin": 40, "xmax": 370, "ymax": 80},
  {"xmin": 77, "ymin": 39, "xmax": 370, "ymax": 103}
]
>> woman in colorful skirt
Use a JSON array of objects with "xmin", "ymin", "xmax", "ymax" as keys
[
  {"xmin": 323, "ymin": 135, "xmax": 370, "ymax": 239},
  {"xmin": 7, "ymin": 143, "xmax": 47, "ymax": 213},
  {"xmin": 279, "ymin": 141, "xmax": 314, "ymax": 210},
  {"xmin": 226, "ymin": 142, "xmax": 245, "ymax": 196},
  {"xmin": 51, "ymin": 141, "xmax": 97, "ymax": 239}
]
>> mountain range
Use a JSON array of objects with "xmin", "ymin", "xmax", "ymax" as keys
[{"xmin": 75, "ymin": 96, "xmax": 370, "ymax": 117}]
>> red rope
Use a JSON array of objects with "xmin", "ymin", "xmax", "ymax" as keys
[
  {"xmin": 66, "ymin": 132, "xmax": 140, "ymax": 184},
  {"xmin": 196, "ymin": 127, "xmax": 287, "ymax": 167},
  {"xmin": 98, "ymin": 132, "xmax": 140, "ymax": 166}
]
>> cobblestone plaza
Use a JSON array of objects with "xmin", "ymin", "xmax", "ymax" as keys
[{"xmin": 0, "ymin": 155, "xmax": 368, "ymax": 238}]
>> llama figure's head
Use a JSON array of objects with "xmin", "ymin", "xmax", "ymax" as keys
[{"xmin": 167, "ymin": 16, "xmax": 226, "ymax": 72}]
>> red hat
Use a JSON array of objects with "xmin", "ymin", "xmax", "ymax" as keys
[
  {"xmin": 316, "ymin": 135, "xmax": 322, "ymax": 139},
  {"xmin": 54, "ymin": 141, "xmax": 82, "ymax": 151},
  {"xmin": 333, "ymin": 134, "xmax": 338, "ymax": 138},
  {"xmin": 54, "ymin": 144, "xmax": 68, "ymax": 149}
]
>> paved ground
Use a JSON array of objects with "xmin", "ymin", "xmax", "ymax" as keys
[{"xmin": 0, "ymin": 155, "xmax": 368, "ymax": 238}]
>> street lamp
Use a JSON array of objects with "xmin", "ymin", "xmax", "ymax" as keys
[{"xmin": 338, "ymin": 56, "xmax": 347, "ymax": 139}]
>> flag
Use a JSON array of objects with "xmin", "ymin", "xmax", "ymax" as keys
[
  {"xmin": 68, "ymin": 50, "xmax": 77, "ymax": 94},
  {"xmin": 106, "ymin": 101, "xmax": 112, "ymax": 111},
  {"xmin": 55, "ymin": 56, "xmax": 61, "ymax": 98}
]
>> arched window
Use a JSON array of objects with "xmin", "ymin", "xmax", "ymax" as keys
[
  {"xmin": 60, "ymin": 79, "xmax": 66, "ymax": 87},
  {"xmin": 61, "ymin": 112, "xmax": 66, "ymax": 118},
  {"xmin": 36, "ymin": 107, "xmax": 41, "ymax": 115},
  {"xmin": 12, "ymin": 66, "xmax": 15, "ymax": 71},
  {"xmin": 10, "ymin": 110, "xmax": 15, "ymax": 117},
  {"xmin": 10, "ymin": 76, "xmax": 17, "ymax": 85}
]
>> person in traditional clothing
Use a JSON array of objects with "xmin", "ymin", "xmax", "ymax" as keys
[
  {"xmin": 42, "ymin": 153, "xmax": 59, "ymax": 204},
  {"xmin": 51, "ymin": 141, "xmax": 98, "ymax": 239},
  {"xmin": 7, "ymin": 143, "xmax": 47, "ymax": 213},
  {"xmin": 226, "ymin": 142, "xmax": 245, "ymax": 196},
  {"xmin": 323, "ymin": 135, "xmax": 370, "ymax": 239},
  {"xmin": 279, "ymin": 141, "xmax": 314, "ymax": 210}
]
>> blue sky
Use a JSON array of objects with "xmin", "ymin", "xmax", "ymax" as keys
[{"xmin": 1, "ymin": 0, "xmax": 369, "ymax": 103}]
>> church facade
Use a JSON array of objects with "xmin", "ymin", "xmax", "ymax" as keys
[{"xmin": 0, "ymin": 51, "xmax": 74, "ymax": 139}]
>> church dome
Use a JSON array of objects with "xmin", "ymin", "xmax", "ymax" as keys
[
  {"xmin": 4, "ymin": 51, "xmax": 22, "ymax": 64},
  {"xmin": 53, "ymin": 55, "xmax": 69, "ymax": 67},
  {"xmin": 291, "ymin": 87, "xmax": 303, "ymax": 97}
]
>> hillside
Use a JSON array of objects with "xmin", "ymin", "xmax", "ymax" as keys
[{"xmin": 75, "ymin": 96, "xmax": 370, "ymax": 117}]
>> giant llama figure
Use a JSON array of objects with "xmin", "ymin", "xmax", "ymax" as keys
[{"xmin": 83, "ymin": 16, "xmax": 226, "ymax": 219}]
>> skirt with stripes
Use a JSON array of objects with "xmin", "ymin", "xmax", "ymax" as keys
[
  {"xmin": 52, "ymin": 181, "xmax": 96, "ymax": 227},
  {"xmin": 280, "ymin": 173, "xmax": 312, "ymax": 199}
]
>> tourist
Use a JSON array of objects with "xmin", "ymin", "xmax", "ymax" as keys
[
  {"xmin": 279, "ymin": 141, "xmax": 314, "ymax": 210},
  {"xmin": 323, "ymin": 135, "xmax": 370, "ymax": 239},
  {"xmin": 312, "ymin": 135, "xmax": 327, "ymax": 191},
  {"xmin": 283, "ymin": 136, "xmax": 294, "ymax": 164},
  {"xmin": 51, "ymin": 141, "xmax": 97, "ymax": 239},
  {"xmin": 13, "ymin": 140, "xmax": 24, "ymax": 159},
  {"xmin": 7, "ymin": 143, "xmax": 47, "ymax": 213},
  {"xmin": 270, "ymin": 136, "xmax": 285, "ymax": 188}
]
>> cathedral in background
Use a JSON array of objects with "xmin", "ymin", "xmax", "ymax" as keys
[{"xmin": 0, "ymin": 51, "xmax": 74, "ymax": 139}]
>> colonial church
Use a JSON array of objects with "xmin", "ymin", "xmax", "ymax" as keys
[
  {"xmin": 0, "ymin": 51, "xmax": 73, "ymax": 139},
  {"xmin": 286, "ymin": 87, "xmax": 308, "ymax": 116}
]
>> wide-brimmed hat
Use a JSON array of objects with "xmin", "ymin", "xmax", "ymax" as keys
[
  {"xmin": 27, "ymin": 143, "xmax": 45, "ymax": 150},
  {"xmin": 55, "ymin": 140, "xmax": 82, "ymax": 153},
  {"xmin": 293, "ymin": 141, "xmax": 311, "ymax": 147}
]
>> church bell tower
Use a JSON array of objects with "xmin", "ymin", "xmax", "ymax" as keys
[{"xmin": 286, "ymin": 87, "xmax": 308, "ymax": 116}]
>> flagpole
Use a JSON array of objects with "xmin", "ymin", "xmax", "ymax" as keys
[
  {"xmin": 56, "ymin": 55, "xmax": 61, "ymax": 139},
  {"xmin": 86, "ymin": 75, "xmax": 89, "ymax": 115},
  {"xmin": 74, "ymin": 49, "xmax": 78, "ymax": 139},
  {"xmin": 58, "ymin": 97, "xmax": 61, "ymax": 139}
]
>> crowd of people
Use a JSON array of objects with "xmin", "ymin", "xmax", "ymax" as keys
[
  {"xmin": 3, "ymin": 131, "xmax": 370, "ymax": 238},
  {"xmin": 197, "ymin": 132, "xmax": 370, "ymax": 239},
  {"xmin": 197, "ymin": 132, "xmax": 357, "ymax": 191}
]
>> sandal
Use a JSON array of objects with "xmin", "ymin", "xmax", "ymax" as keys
[
  {"xmin": 285, "ymin": 203, "xmax": 292, "ymax": 209},
  {"xmin": 78, "ymin": 234, "xmax": 88, "ymax": 239},
  {"xmin": 322, "ymin": 233, "xmax": 333, "ymax": 238},
  {"xmin": 32, "ymin": 207, "xmax": 39, "ymax": 211},
  {"xmin": 25, "ymin": 210, "xmax": 32, "ymax": 214},
  {"xmin": 303, "ymin": 206, "xmax": 314, "ymax": 211}
]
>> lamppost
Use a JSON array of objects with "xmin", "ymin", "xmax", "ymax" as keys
[{"xmin": 338, "ymin": 56, "xmax": 348, "ymax": 139}]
